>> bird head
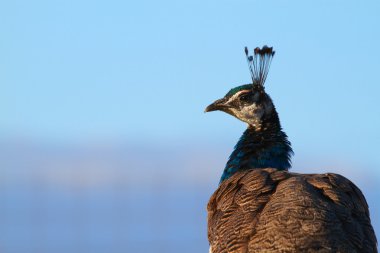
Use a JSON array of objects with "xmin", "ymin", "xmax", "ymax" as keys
[
  {"xmin": 205, "ymin": 46, "xmax": 276, "ymax": 129},
  {"xmin": 205, "ymin": 83, "xmax": 274, "ymax": 128}
]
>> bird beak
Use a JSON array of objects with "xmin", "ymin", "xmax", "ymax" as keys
[{"xmin": 204, "ymin": 98, "xmax": 228, "ymax": 113}]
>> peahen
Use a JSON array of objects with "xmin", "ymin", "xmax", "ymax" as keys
[{"xmin": 205, "ymin": 46, "xmax": 377, "ymax": 253}]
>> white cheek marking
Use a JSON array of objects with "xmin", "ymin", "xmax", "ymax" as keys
[
  {"xmin": 225, "ymin": 89, "xmax": 271, "ymax": 129},
  {"xmin": 226, "ymin": 90, "xmax": 251, "ymax": 104},
  {"xmin": 235, "ymin": 103, "xmax": 265, "ymax": 127},
  {"xmin": 241, "ymin": 103, "xmax": 259, "ymax": 116}
]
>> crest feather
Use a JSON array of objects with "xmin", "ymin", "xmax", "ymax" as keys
[{"xmin": 244, "ymin": 45, "xmax": 275, "ymax": 88}]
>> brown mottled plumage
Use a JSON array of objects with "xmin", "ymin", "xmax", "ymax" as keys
[{"xmin": 207, "ymin": 169, "xmax": 377, "ymax": 253}]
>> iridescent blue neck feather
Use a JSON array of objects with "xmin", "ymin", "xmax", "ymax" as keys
[{"xmin": 220, "ymin": 112, "xmax": 293, "ymax": 183}]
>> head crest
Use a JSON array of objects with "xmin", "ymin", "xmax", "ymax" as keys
[{"xmin": 244, "ymin": 45, "xmax": 275, "ymax": 89}]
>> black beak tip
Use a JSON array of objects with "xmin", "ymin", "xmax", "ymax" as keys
[
  {"xmin": 204, "ymin": 102, "xmax": 221, "ymax": 113},
  {"xmin": 204, "ymin": 104, "xmax": 215, "ymax": 113},
  {"xmin": 205, "ymin": 98, "xmax": 226, "ymax": 113}
]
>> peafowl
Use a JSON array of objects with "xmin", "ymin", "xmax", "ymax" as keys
[{"xmin": 205, "ymin": 46, "xmax": 377, "ymax": 253}]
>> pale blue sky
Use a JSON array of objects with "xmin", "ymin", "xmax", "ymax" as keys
[{"xmin": 1, "ymin": 0, "xmax": 380, "ymax": 157}]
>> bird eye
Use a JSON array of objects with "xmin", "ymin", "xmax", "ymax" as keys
[{"xmin": 239, "ymin": 94, "xmax": 251, "ymax": 102}]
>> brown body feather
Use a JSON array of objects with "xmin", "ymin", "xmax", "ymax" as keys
[{"xmin": 207, "ymin": 168, "xmax": 377, "ymax": 253}]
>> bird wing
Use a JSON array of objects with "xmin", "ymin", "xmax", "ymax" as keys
[{"xmin": 207, "ymin": 168, "xmax": 377, "ymax": 253}]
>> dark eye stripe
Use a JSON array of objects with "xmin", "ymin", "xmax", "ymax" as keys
[{"xmin": 240, "ymin": 94, "xmax": 250, "ymax": 101}]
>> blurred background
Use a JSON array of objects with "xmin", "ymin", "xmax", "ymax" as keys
[{"xmin": 1, "ymin": 0, "xmax": 380, "ymax": 252}]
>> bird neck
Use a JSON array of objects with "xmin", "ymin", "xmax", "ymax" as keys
[{"xmin": 220, "ymin": 111, "xmax": 293, "ymax": 183}]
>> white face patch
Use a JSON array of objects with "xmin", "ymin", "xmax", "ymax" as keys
[
  {"xmin": 225, "ymin": 90, "xmax": 251, "ymax": 104},
  {"xmin": 231, "ymin": 103, "xmax": 265, "ymax": 127},
  {"xmin": 226, "ymin": 90, "xmax": 273, "ymax": 128}
]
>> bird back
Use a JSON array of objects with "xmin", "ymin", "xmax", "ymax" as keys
[{"xmin": 207, "ymin": 168, "xmax": 377, "ymax": 253}]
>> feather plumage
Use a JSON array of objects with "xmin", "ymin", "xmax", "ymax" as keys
[
  {"xmin": 205, "ymin": 46, "xmax": 377, "ymax": 252},
  {"xmin": 208, "ymin": 169, "xmax": 377, "ymax": 252}
]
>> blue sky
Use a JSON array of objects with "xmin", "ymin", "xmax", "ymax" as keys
[
  {"xmin": 1, "ymin": 0, "xmax": 379, "ymax": 141},
  {"xmin": 2, "ymin": 0, "xmax": 380, "ymax": 172}
]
